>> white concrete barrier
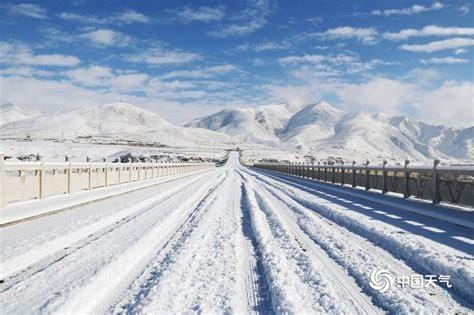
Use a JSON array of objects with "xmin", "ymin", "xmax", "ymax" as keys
[{"xmin": 0, "ymin": 153, "xmax": 215, "ymax": 207}]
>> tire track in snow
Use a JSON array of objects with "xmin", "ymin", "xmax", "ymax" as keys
[
  {"xmin": 237, "ymin": 173, "xmax": 273, "ymax": 314},
  {"xmin": 238, "ymin": 170, "xmax": 381, "ymax": 314},
  {"xmin": 109, "ymin": 170, "xmax": 231, "ymax": 313},
  {"xmin": 0, "ymin": 169, "xmax": 216, "ymax": 286},
  {"xmin": 56, "ymin": 171, "xmax": 227, "ymax": 314},
  {"xmin": 0, "ymin": 171, "xmax": 225, "ymax": 314},
  {"xmin": 245, "ymin": 167, "xmax": 474, "ymax": 306},
  {"xmin": 111, "ymin": 169, "xmax": 261, "ymax": 313},
  {"xmin": 246, "ymin": 168, "xmax": 472, "ymax": 313}
]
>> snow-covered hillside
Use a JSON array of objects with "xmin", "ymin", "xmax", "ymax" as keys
[
  {"xmin": 0, "ymin": 103, "xmax": 41, "ymax": 127},
  {"xmin": 188, "ymin": 101, "xmax": 473, "ymax": 161},
  {"xmin": 185, "ymin": 102, "xmax": 302, "ymax": 145},
  {"xmin": 0, "ymin": 102, "xmax": 234, "ymax": 148}
]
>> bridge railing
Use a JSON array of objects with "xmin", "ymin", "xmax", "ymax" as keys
[
  {"xmin": 252, "ymin": 160, "xmax": 474, "ymax": 208},
  {"xmin": 0, "ymin": 153, "xmax": 215, "ymax": 207}
]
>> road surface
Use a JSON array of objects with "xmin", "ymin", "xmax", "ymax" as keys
[{"xmin": 1, "ymin": 152, "xmax": 473, "ymax": 314}]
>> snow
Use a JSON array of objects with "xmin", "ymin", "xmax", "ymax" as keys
[
  {"xmin": 0, "ymin": 152, "xmax": 472, "ymax": 313},
  {"xmin": 0, "ymin": 103, "xmax": 42, "ymax": 127},
  {"xmin": 188, "ymin": 100, "xmax": 473, "ymax": 162},
  {"xmin": 0, "ymin": 102, "xmax": 235, "ymax": 150},
  {"xmin": 2, "ymin": 101, "xmax": 472, "ymax": 164}
]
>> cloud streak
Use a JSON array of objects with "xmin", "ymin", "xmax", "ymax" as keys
[
  {"xmin": 315, "ymin": 27, "xmax": 378, "ymax": 45},
  {"xmin": 384, "ymin": 25, "xmax": 474, "ymax": 41},
  {"xmin": 58, "ymin": 10, "xmax": 150, "ymax": 24},
  {"xmin": 0, "ymin": 42, "xmax": 80, "ymax": 67},
  {"xmin": 171, "ymin": 6, "xmax": 225, "ymax": 23},
  {"xmin": 400, "ymin": 37, "xmax": 474, "ymax": 52},
  {"xmin": 371, "ymin": 2, "xmax": 444, "ymax": 16},
  {"xmin": 7, "ymin": 3, "xmax": 47, "ymax": 19},
  {"xmin": 208, "ymin": 0, "xmax": 271, "ymax": 38}
]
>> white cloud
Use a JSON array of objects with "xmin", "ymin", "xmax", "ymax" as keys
[
  {"xmin": 63, "ymin": 66, "xmax": 113, "ymax": 86},
  {"xmin": 265, "ymin": 76, "xmax": 473, "ymax": 126},
  {"xmin": 0, "ymin": 42, "xmax": 80, "ymax": 67},
  {"xmin": 371, "ymin": 2, "xmax": 444, "ymax": 16},
  {"xmin": 336, "ymin": 78, "xmax": 417, "ymax": 114},
  {"xmin": 455, "ymin": 48, "xmax": 468, "ymax": 55},
  {"xmin": 58, "ymin": 12, "xmax": 102, "ymax": 24},
  {"xmin": 115, "ymin": 10, "xmax": 150, "ymax": 24},
  {"xmin": 400, "ymin": 37, "xmax": 474, "ymax": 52},
  {"xmin": 404, "ymin": 68, "xmax": 441, "ymax": 87},
  {"xmin": 208, "ymin": 0, "xmax": 270, "ymax": 37},
  {"xmin": 384, "ymin": 25, "xmax": 474, "ymax": 41},
  {"xmin": 80, "ymin": 29, "xmax": 132, "ymax": 47},
  {"xmin": 264, "ymin": 84, "xmax": 323, "ymax": 105},
  {"xmin": 421, "ymin": 57, "xmax": 469, "ymax": 64},
  {"xmin": 254, "ymin": 41, "xmax": 291, "ymax": 51},
  {"xmin": 125, "ymin": 48, "xmax": 201, "ymax": 66},
  {"xmin": 279, "ymin": 53, "xmax": 393, "ymax": 77},
  {"xmin": 279, "ymin": 54, "xmax": 357, "ymax": 65},
  {"xmin": 235, "ymin": 41, "xmax": 290, "ymax": 52},
  {"xmin": 456, "ymin": 3, "xmax": 470, "ymax": 15},
  {"xmin": 109, "ymin": 73, "xmax": 149, "ymax": 91},
  {"xmin": 0, "ymin": 66, "xmax": 55, "ymax": 77},
  {"xmin": 0, "ymin": 75, "xmax": 218, "ymax": 123},
  {"xmin": 163, "ymin": 64, "xmax": 237, "ymax": 79},
  {"xmin": 173, "ymin": 6, "xmax": 225, "ymax": 23},
  {"xmin": 316, "ymin": 27, "xmax": 378, "ymax": 45},
  {"xmin": 58, "ymin": 10, "xmax": 149, "ymax": 24},
  {"xmin": 415, "ymin": 81, "xmax": 474, "ymax": 126},
  {"xmin": 8, "ymin": 3, "xmax": 47, "ymax": 19},
  {"xmin": 62, "ymin": 65, "xmax": 150, "ymax": 92}
]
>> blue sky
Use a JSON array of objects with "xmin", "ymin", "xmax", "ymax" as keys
[{"xmin": 0, "ymin": 0, "xmax": 473, "ymax": 126}]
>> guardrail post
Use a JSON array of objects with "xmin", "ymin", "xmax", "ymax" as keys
[
  {"xmin": 103, "ymin": 157, "xmax": 108, "ymax": 187},
  {"xmin": 87, "ymin": 157, "xmax": 92, "ymax": 190},
  {"xmin": 403, "ymin": 160, "xmax": 410, "ymax": 198},
  {"xmin": 365, "ymin": 160, "xmax": 370, "ymax": 190},
  {"xmin": 432, "ymin": 159, "xmax": 441, "ymax": 204},
  {"xmin": 138, "ymin": 162, "xmax": 141, "ymax": 181},
  {"xmin": 331, "ymin": 163, "xmax": 335, "ymax": 183},
  {"xmin": 341, "ymin": 161, "xmax": 345, "ymax": 186},
  {"xmin": 66, "ymin": 155, "xmax": 72, "ymax": 194},
  {"xmin": 382, "ymin": 160, "xmax": 388, "ymax": 194},
  {"xmin": 311, "ymin": 163, "xmax": 315, "ymax": 180},
  {"xmin": 39, "ymin": 155, "xmax": 45, "ymax": 199},
  {"xmin": 352, "ymin": 161, "xmax": 356, "ymax": 187},
  {"xmin": 317, "ymin": 162, "xmax": 320, "ymax": 180},
  {"xmin": 0, "ymin": 152, "xmax": 5, "ymax": 207},
  {"xmin": 323, "ymin": 162, "xmax": 327, "ymax": 181},
  {"xmin": 128, "ymin": 158, "xmax": 132, "ymax": 182},
  {"xmin": 118, "ymin": 162, "xmax": 121, "ymax": 184}
]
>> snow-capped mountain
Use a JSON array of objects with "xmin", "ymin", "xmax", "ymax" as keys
[
  {"xmin": 185, "ymin": 102, "xmax": 302, "ymax": 145},
  {"xmin": 187, "ymin": 101, "xmax": 473, "ymax": 161},
  {"xmin": 0, "ymin": 102, "xmax": 234, "ymax": 148},
  {"xmin": 280, "ymin": 101, "xmax": 345, "ymax": 143},
  {"xmin": 0, "ymin": 103, "xmax": 42, "ymax": 127}
]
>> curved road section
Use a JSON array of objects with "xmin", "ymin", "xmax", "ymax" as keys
[{"xmin": 1, "ymin": 152, "xmax": 472, "ymax": 314}]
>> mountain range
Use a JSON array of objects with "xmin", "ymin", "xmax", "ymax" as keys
[
  {"xmin": 186, "ymin": 101, "xmax": 473, "ymax": 161},
  {"xmin": 0, "ymin": 101, "xmax": 472, "ymax": 162},
  {"xmin": 0, "ymin": 102, "xmax": 234, "ymax": 148}
]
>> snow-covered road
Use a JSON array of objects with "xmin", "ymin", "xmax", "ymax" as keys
[{"xmin": 1, "ymin": 152, "xmax": 473, "ymax": 314}]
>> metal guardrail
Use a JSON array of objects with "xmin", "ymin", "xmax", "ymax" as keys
[
  {"xmin": 0, "ymin": 153, "xmax": 215, "ymax": 207},
  {"xmin": 253, "ymin": 160, "xmax": 474, "ymax": 208}
]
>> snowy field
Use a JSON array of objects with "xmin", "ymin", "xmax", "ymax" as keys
[
  {"xmin": 0, "ymin": 139, "xmax": 228, "ymax": 162},
  {"xmin": 1, "ymin": 152, "xmax": 473, "ymax": 314}
]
